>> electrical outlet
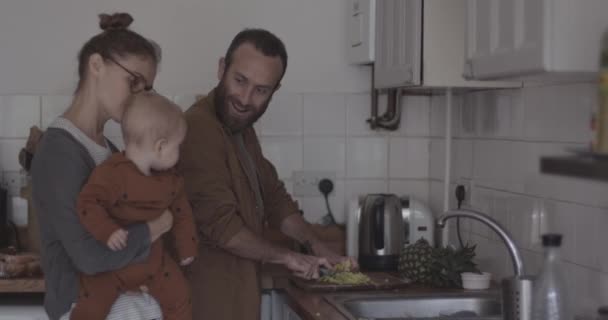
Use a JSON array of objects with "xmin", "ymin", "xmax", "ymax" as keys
[
  {"xmin": 454, "ymin": 178, "xmax": 473, "ymax": 208},
  {"xmin": 1, "ymin": 171, "xmax": 24, "ymax": 196},
  {"xmin": 292, "ymin": 171, "xmax": 336, "ymax": 197}
]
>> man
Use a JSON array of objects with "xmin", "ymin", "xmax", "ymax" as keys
[{"xmin": 179, "ymin": 29, "xmax": 355, "ymax": 319}]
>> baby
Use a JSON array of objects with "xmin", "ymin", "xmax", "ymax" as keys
[{"xmin": 70, "ymin": 93, "xmax": 198, "ymax": 320}]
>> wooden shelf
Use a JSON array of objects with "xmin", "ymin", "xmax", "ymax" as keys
[
  {"xmin": 541, "ymin": 155, "xmax": 608, "ymax": 182},
  {"xmin": 0, "ymin": 278, "xmax": 45, "ymax": 293}
]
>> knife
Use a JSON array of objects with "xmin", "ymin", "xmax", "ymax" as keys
[{"xmin": 319, "ymin": 266, "xmax": 335, "ymax": 277}]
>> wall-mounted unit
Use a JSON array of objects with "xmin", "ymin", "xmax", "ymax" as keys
[{"xmin": 347, "ymin": 0, "xmax": 375, "ymax": 65}]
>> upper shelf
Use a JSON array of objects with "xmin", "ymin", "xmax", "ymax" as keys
[{"xmin": 541, "ymin": 155, "xmax": 608, "ymax": 182}]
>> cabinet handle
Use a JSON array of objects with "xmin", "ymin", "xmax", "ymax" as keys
[
  {"xmin": 405, "ymin": 67, "xmax": 413, "ymax": 81},
  {"xmin": 463, "ymin": 60, "xmax": 474, "ymax": 80}
]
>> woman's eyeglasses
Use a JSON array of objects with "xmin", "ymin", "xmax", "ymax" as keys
[{"xmin": 105, "ymin": 56, "xmax": 154, "ymax": 93}]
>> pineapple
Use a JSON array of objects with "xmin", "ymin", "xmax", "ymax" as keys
[
  {"xmin": 398, "ymin": 238, "xmax": 480, "ymax": 288},
  {"xmin": 398, "ymin": 238, "xmax": 434, "ymax": 284}
]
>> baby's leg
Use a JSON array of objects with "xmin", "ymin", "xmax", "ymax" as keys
[
  {"xmin": 147, "ymin": 251, "xmax": 192, "ymax": 320},
  {"xmin": 70, "ymin": 274, "xmax": 121, "ymax": 320}
]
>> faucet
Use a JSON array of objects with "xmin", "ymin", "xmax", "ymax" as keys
[
  {"xmin": 437, "ymin": 208, "xmax": 531, "ymax": 320},
  {"xmin": 436, "ymin": 208, "xmax": 524, "ymax": 277}
]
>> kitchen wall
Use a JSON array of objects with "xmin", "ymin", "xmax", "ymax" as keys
[
  {"xmin": 0, "ymin": 93, "xmax": 433, "ymax": 224},
  {"xmin": 0, "ymin": 0, "xmax": 432, "ymax": 225},
  {"xmin": 0, "ymin": 0, "xmax": 370, "ymax": 95},
  {"xmin": 428, "ymin": 81, "xmax": 608, "ymax": 315}
]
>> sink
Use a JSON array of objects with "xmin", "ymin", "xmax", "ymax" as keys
[{"xmin": 325, "ymin": 292, "xmax": 502, "ymax": 320}]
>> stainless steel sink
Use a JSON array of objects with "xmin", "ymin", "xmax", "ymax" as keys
[{"xmin": 325, "ymin": 292, "xmax": 502, "ymax": 320}]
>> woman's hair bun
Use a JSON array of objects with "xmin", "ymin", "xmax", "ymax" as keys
[{"xmin": 99, "ymin": 13, "xmax": 134, "ymax": 31}]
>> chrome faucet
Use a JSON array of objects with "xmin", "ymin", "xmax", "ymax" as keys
[
  {"xmin": 436, "ymin": 208, "xmax": 523, "ymax": 276},
  {"xmin": 436, "ymin": 208, "xmax": 531, "ymax": 320}
]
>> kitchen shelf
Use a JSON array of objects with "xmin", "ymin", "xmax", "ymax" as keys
[
  {"xmin": 541, "ymin": 155, "xmax": 608, "ymax": 182},
  {"xmin": 0, "ymin": 277, "xmax": 45, "ymax": 293}
]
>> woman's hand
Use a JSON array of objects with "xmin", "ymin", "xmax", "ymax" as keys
[{"xmin": 147, "ymin": 209, "xmax": 173, "ymax": 242}]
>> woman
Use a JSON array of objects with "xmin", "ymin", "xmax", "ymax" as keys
[{"xmin": 31, "ymin": 13, "xmax": 170, "ymax": 320}]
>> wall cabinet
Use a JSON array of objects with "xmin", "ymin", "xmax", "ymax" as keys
[
  {"xmin": 464, "ymin": 0, "xmax": 608, "ymax": 80},
  {"xmin": 374, "ymin": 0, "xmax": 519, "ymax": 89}
]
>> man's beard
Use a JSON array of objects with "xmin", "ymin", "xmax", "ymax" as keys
[{"xmin": 215, "ymin": 80, "xmax": 270, "ymax": 133}]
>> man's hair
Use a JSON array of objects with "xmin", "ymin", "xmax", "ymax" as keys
[{"xmin": 224, "ymin": 28, "xmax": 288, "ymax": 83}]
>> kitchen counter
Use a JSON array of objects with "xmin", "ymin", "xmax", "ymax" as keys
[{"xmin": 261, "ymin": 265, "xmax": 501, "ymax": 320}]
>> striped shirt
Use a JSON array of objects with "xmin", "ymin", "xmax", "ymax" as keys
[{"xmin": 51, "ymin": 118, "xmax": 163, "ymax": 320}]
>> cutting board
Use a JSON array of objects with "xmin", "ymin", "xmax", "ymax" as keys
[{"xmin": 290, "ymin": 272, "xmax": 410, "ymax": 292}]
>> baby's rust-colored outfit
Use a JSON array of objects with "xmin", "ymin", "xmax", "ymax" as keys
[{"xmin": 71, "ymin": 152, "xmax": 198, "ymax": 320}]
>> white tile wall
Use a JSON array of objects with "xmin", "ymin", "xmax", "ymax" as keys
[
  {"xmin": 430, "ymin": 93, "xmax": 460, "ymax": 137},
  {"xmin": 172, "ymin": 94, "xmax": 199, "ymax": 111},
  {"xmin": 522, "ymin": 83, "xmax": 594, "ymax": 143},
  {"xmin": 346, "ymin": 137, "xmax": 388, "ymax": 178},
  {"xmin": 0, "ymin": 139, "xmax": 27, "ymax": 171},
  {"xmin": 395, "ymin": 95, "xmax": 431, "ymax": 137},
  {"xmin": 346, "ymin": 93, "xmax": 381, "ymax": 136},
  {"xmin": 302, "ymin": 137, "xmax": 346, "ymax": 178},
  {"xmin": 259, "ymin": 137, "xmax": 303, "ymax": 180},
  {"xmin": 259, "ymin": 93, "xmax": 303, "ymax": 136},
  {"xmin": 428, "ymin": 180, "xmax": 444, "ymax": 216},
  {"xmin": 429, "ymin": 82, "xmax": 608, "ymax": 315},
  {"xmin": 1, "ymin": 91, "xmax": 434, "ymax": 242},
  {"xmin": 472, "ymin": 140, "xmax": 527, "ymax": 193},
  {"xmin": 296, "ymin": 179, "xmax": 346, "ymax": 224},
  {"xmin": 507, "ymin": 195, "xmax": 543, "ymax": 251},
  {"xmin": 388, "ymin": 179, "xmax": 429, "ymax": 204},
  {"xmin": 302, "ymin": 94, "xmax": 346, "ymax": 136},
  {"xmin": 344, "ymin": 179, "xmax": 388, "ymax": 205},
  {"xmin": 0, "ymin": 96, "xmax": 40, "ymax": 137},
  {"xmin": 429, "ymin": 139, "xmax": 445, "ymax": 181},
  {"xmin": 389, "ymin": 138, "xmax": 429, "ymax": 179},
  {"xmin": 41, "ymin": 95, "xmax": 70, "ymax": 129}
]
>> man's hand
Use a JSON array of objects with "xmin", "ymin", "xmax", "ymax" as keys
[
  {"xmin": 280, "ymin": 214, "xmax": 358, "ymax": 271},
  {"xmin": 107, "ymin": 229, "xmax": 128, "ymax": 251},
  {"xmin": 147, "ymin": 209, "xmax": 174, "ymax": 242},
  {"xmin": 284, "ymin": 252, "xmax": 332, "ymax": 280},
  {"xmin": 310, "ymin": 240, "xmax": 359, "ymax": 270}
]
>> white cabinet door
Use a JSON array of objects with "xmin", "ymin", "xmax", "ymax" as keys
[
  {"xmin": 465, "ymin": 0, "xmax": 544, "ymax": 79},
  {"xmin": 270, "ymin": 291, "xmax": 286, "ymax": 320},
  {"xmin": 465, "ymin": 0, "xmax": 608, "ymax": 80},
  {"xmin": 268, "ymin": 290, "xmax": 303, "ymax": 320},
  {"xmin": 260, "ymin": 292, "xmax": 272, "ymax": 320},
  {"xmin": 374, "ymin": 0, "xmax": 422, "ymax": 88},
  {"xmin": 373, "ymin": 0, "xmax": 519, "ymax": 89}
]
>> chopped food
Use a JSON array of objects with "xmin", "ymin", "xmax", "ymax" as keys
[{"xmin": 318, "ymin": 261, "xmax": 372, "ymax": 285}]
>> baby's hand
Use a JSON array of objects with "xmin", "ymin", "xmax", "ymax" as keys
[
  {"xmin": 107, "ymin": 229, "xmax": 128, "ymax": 251},
  {"xmin": 180, "ymin": 257, "xmax": 194, "ymax": 266}
]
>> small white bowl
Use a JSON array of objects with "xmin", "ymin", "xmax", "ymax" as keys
[{"xmin": 461, "ymin": 272, "xmax": 492, "ymax": 290}]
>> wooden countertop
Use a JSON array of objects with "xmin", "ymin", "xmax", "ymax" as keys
[{"xmin": 0, "ymin": 277, "xmax": 45, "ymax": 293}]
